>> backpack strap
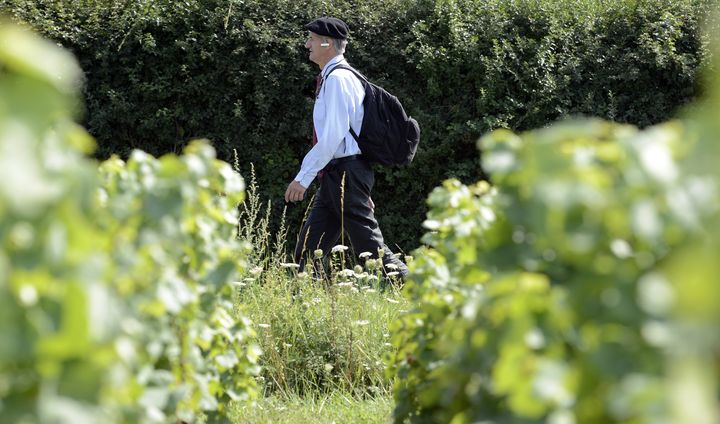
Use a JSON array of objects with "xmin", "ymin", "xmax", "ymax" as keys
[
  {"xmin": 325, "ymin": 63, "xmax": 368, "ymax": 83},
  {"xmin": 324, "ymin": 64, "xmax": 367, "ymax": 143}
]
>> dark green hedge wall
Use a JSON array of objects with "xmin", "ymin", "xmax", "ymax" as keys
[{"xmin": 0, "ymin": 0, "xmax": 711, "ymax": 252}]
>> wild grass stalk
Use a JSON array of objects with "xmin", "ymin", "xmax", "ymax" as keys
[{"xmin": 234, "ymin": 158, "xmax": 288, "ymax": 272}]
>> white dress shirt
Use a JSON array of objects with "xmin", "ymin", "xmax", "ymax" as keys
[{"xmin": 294, "ymin": 55, "xmax": 365, "ymax": 188}]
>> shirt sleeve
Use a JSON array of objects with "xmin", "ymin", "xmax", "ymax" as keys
[{"xmin": 294, "ymin": 74, "xmax": 357, "ymax": 188}]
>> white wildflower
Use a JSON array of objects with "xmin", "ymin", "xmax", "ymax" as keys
[
  {"xmin": 257, "ymin": 323, "xmax": 271, "ymax": 329},
  {"xmin": 332, "ymin": 245, "xmax": 349, "ymax": 253},
  {"xmin": 354, "ymin": 320, "xmax": 370, "ymax": 326},
  {"xmin": 385, "ymin": 297, "xmax": 400, "ymax": 304},
  {"xmin": 280, "ymin": 263, "xmax": 300, "ymax": 269},
  {"xmin": 366, "ymin": 259, "xmax": 378, "ymax": 270},
  {"xmin": 338, "ymin": 269, "xmax": 355, "ymax": 278},
  {"xmin": 359, "ymin": 251, "xmax": 372, "ymax": 258}
]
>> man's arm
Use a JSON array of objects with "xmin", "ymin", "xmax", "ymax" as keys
[{"xmin": 286, "ymin": 74, "xmax": 356, "ymax": 202}]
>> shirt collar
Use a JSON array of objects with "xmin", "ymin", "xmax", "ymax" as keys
[{"xmin": 321, "ymin": 55, "xmax": 346, "ymax": 78}]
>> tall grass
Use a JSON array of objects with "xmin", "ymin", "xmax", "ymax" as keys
[
  {"xmin": 234, "ymin": 159, "xmax": 289, "ymax": 273},
  {"xmin": 231, "ymin": 156, "xmax": 410, "ymax": 417},
  {"xmin": 239, "ymin": 271, "xmax": 407, "ymax": 397},
  {"xmin": 231, "ymin": 392, "xmax": 394, "ymax": 423}
]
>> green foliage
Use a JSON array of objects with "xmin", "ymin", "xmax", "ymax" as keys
[
  {"xmin": 96, "ymin": 142, "xmax": 260, "ymax": 422},
  {"xmin": 0, "ymin": 23, "xmax": 259, "ymax": 422},
  {"xmin": 0, "ymin": 22, "xmax": 112, "ymax": 424},
  {"xmin": 0, "ymin": 0, "xmax": 710, "ymax": 251},
  {"xmin": 389, "ymin": 91, "xmax": 720, "ymax": 422}
]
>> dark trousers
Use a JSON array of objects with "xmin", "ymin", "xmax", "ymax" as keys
[{"xmin": 294, "ymin": 158, "xmax": 408, "ymax": 278}]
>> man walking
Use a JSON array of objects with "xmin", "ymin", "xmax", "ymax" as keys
[{"xmin": 284, "ymin": 16, "xmax": 408, "ymax": 280}]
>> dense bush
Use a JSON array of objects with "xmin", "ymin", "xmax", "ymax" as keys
[
  {"xmin": 388, "ymin": 65, "xmax": 720, "ymax": 423},
  {"xmin": 0, "ymin": 0, "xmax": 711, "ymax": 251},
  {"xmin": 0, "ymin": 24, "xmax": 259, "ymax": 422}
]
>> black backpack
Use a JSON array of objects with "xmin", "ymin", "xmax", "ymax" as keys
[{"xmin": 326, "ymin": 64, "xmax": 420, "ymax": 166}]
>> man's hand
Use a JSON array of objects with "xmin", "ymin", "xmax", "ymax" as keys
[{"xmin": 285, "ymin": 180, "xmax": 307, "ymax": 203}]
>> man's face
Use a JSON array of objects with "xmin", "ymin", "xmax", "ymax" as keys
[{"xmin": 305, "ymin": 32, "xmax": 331, "ymax": 65}]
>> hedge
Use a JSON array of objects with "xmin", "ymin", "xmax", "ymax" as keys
[
  {"xmin": 0, "ymin": 23, "xmax": 259, "ymax": 422},
  {"xmin": 389, "ymin": 82, "xmax": 720, "ymax": 422},
  {"xmin": 0, "ymin": 0, "xmax": 711, "ymax": 251}
]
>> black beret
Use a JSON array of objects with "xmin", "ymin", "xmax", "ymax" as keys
[{"xmin": 305, "ymin": 17, "xmax": 349, "ymax": 40}]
